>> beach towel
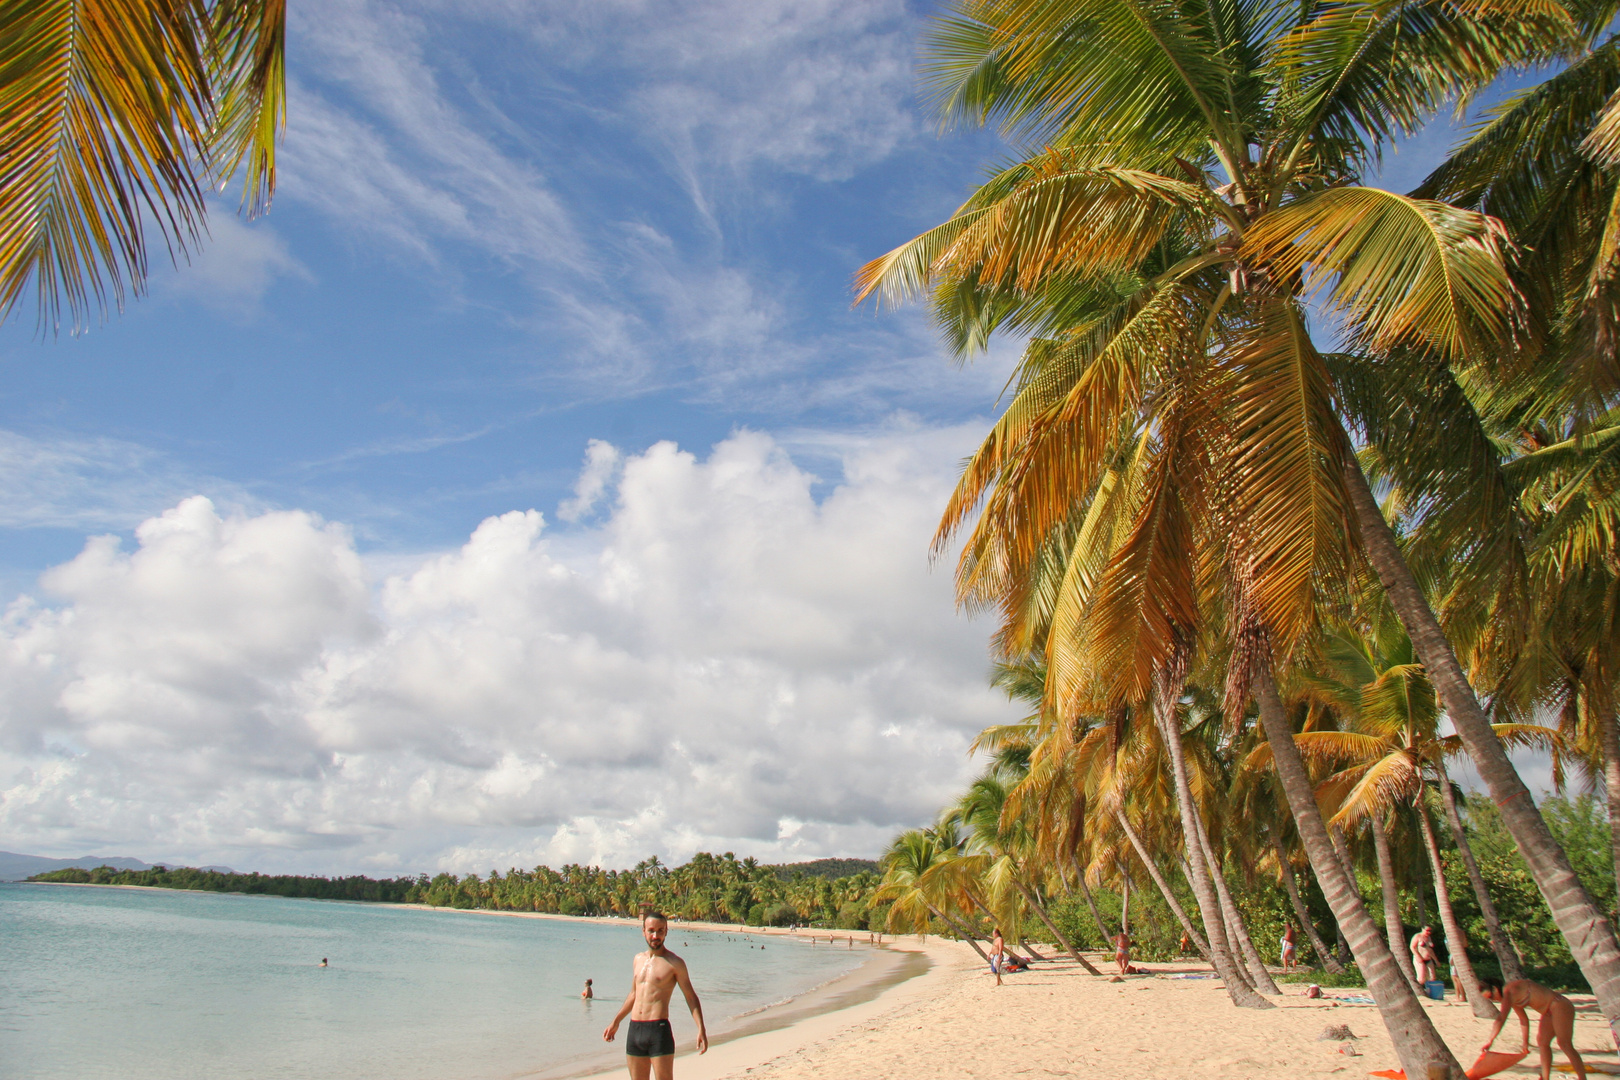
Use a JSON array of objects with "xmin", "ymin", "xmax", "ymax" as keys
[
  {"xmin": 1554, "ymin": 1063, "xmax": 1620, "ymax": 1074},
  {"xmin": 1337, "ymin": 995, "xmax": 1376, "ymax": 1004},
  {"xmin": 1367, "ymin": 1048, "xmax": 1528, "ymax": 1080}
]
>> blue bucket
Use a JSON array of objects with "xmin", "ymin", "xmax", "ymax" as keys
[{"xmin": 1424, "ymin": 980, "xmax": 1445, "ymax": 1000}]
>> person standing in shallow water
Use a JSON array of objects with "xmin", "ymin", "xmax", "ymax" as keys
[{"xmin": 604, "ymin": 912, "xmax": 707, "ymax": 1080}]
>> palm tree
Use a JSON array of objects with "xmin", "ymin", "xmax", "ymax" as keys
[
  {"xmin": 854, "ymin": 2, "xmax": 1620, "ymax": 1066},
  {"xmin": 2, "ymin": 0, "xmax": 286, "ymax": 330},
  {"xmin": 951, "ymin": 763, "xmax": 1105, "ymax": 974},
  {"xmin": 1271, "ymin": 615, "xmax": 1562, "ymax": 1015},
  {"xmin": 876, "ymin": 830, "xmax": 993, "ymax": 962},
  {"xmin": 999, "ymin": 649, "xmax": 1265, "ymax": 1002}
]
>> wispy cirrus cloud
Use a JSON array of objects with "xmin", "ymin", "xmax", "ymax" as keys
[{"xmin": 0, "ymin": 431, "xmax": 254, "ymax": 532}]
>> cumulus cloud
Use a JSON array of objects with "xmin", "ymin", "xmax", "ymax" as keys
[
  {"xmin": 557, "ymin": 439, "xmax": 623, "ymax": 522},
  {"xmin": 0, "ymin": 425, "xmax": 1015, "ymax": 874}
]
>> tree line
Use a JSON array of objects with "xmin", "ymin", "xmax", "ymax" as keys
[{"xmin": 29, "ymin": 853, "xmax": 887, "ymax": 929}]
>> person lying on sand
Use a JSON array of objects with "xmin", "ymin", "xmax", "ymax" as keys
[
  {"xmin": 1482, "ymin": 979, "xmax": 1586, "ymax": 1080},
  {"xmin": 604, "ymin": 912, "xmax": 707, "ymax": 1080}
]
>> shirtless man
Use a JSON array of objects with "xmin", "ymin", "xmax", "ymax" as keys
[
  {"xmin": 1482, "ymin": 979, "xmax": 1587, "ymax": 1080},
  {"xmin": 990, "ymin": 928, "xmax": 1005, "ymax": 987},
  {"xmin": 603, "ymin": 912, "xmax": 708, "ymax": 1080}
]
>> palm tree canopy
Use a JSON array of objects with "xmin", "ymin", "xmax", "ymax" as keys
[{"xmin": 0, "ymin": 0, "xmax": 286, "ymax": 331}]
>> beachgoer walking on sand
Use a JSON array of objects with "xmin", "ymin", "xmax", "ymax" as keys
[
  {"xmin": 1281, "ymin": 925, "xmax": 1297, "ymax": 972},
  {"xmin": 990, "ymin": 928, "xmax": 1005, "ymax": 987},
  {"xmin": 1113, "ymin": 930, "xmax": 1131, "ymax": 975},
  {"xmin": 1410, "ymin": 926, "xmax": 1437, "ymax": 984},
  {"xmin": 1482, "ymin": 979, "xmax": 1586, "ymax": 1080},
  {"xmin": 582, "ymin": 978, "xmax": 594, "ymax": 1000},
  {"xmin": 604, "ymin": 912, "xmax": 707, "ymax": 1080}
]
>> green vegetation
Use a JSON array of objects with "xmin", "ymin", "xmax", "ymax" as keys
[
  {"xmin": 31, "ymin": 853, "xmax": 885, "ymax": 929},
  {"xmin": 30, "ymin": 865, "xmax": 421, "ymax": 902},
  {"xmin": 857, "ymin": 0, "xmax": 1620, "ymax": 1069}
]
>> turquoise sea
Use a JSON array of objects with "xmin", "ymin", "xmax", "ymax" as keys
[{"xmin": 0, "ymin": 883, "xmax": 868, "ymax": 1080}]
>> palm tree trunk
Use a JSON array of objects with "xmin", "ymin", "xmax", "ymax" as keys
[
  {"xmin": 1415, "ymin": 790, "xmax": 1491, "ymax": 1017},
  {"xmin": 1152, "ymin": 677, "xmax": 1272, "ymax": 1008},
  {"xmin": 927, "ymin": 902, "xmax": 991, "ymax": 963},
  {"xmin": 1119, "ymin": 861, "xmax": 1131, "ymax": 934},
  {"xmin": 1012, "ymin": 876, "xmax": 1102, "ymax": 975},
  {"xmin": 1073, "ymin": 857, "xmax": 1113, "ymax": 945},
  {"xmin": 1116, "ymin": 806, "xmax": 1211, "ymax": 960},
  {"xmin": 1345, "ymin": 456, "xmax": 1620, "ymax": 1044},
  {"xmin": 1273, "ymin": 830, "xmax": 1346, "ymax": 974},
  {"xmin": 1022, "ymin": 938, "xmax": 1049, "ymax": 960},
  {"xmin": 1254, "ymin": 673, "xmax": 1463, "ymax": 1078},
  {"xmin": 1437, "ymin": 768, "xmax": 1523, "ymax": 981},
  {"xmin": 1371, "ymin": 819, "xmax": 1420, "ymax": 990},
  {"xmin": 1194, "ymin": 804, "xmax": 1281, "ymax": 993},
  {"xmin": 1602, "ymin": 709, "xmax": 1620, "ymax": 917}
]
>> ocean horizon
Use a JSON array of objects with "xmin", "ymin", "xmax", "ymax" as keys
[{"xmin": 0, "ymin": 882, "xmax": 868, "ymax": 1080}]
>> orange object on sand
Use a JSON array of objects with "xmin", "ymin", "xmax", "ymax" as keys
[{"xmin": 1368, "ymin": 1049, "xmax": 1529, "ymax": 1080}]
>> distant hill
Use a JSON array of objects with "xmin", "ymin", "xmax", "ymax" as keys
[
  {"xmin": 768, "ymin": 858, "xmax": 879, "ymax": 880},
  {"xmin": 0, "ymin": 851, "xmax": 234, "ymax": 882}
]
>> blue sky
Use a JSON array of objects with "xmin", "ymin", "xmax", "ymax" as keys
[
  {"xmin": 0, "ymin": 1, "xmax": 1013, "ymax": 574},
  {"xmin": 0, "ymin": 2, "xmax": 1549, "ymax": 874}
]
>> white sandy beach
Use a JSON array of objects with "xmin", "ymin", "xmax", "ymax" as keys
[{"xmin": 548, "ymin": 922, "xmax": 1620, "ymax": 1080}]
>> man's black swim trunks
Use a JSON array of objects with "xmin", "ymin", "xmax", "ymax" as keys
[{"xmin": 625, "ymin": 1018, "xmax": 676, "ymax": 1058}]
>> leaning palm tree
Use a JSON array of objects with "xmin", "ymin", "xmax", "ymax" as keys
[
  {"xmin": 2, "ymin": 0, "xmax": 286, "ymax": 330},
  {"xmin": 1268, "ymin": 614, "xmax": 1562, "ymax": 1015},
  {"xmin": 876, "ymin": 829, "xmax": 994, "ymax": 962},
  {"xmin": 951, "ymin": 764, "xmax": 1104, "ymax": 974},
  {"xmin": 855, "ymin": 2, "xmax": 1620, "ymax": 1065}
]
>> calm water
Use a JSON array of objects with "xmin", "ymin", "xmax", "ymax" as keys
[{"xmin": 0, "ymin": 883, "xmax": 864, "ymax": 1080}]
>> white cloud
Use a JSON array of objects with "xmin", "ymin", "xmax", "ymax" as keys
[
  {"xmin": 557, "ymin": 439, "xmax": 623, "ymax": 522},
  {"xmin": 0, "ymin": 431, "xmax": 253, "ymax": 532},
  {"xmin": 0, "ymin": 424, "xmax": 1015, "ymax": 874},
  {"xmin": 280, "ymin": 0, "xmax": 583, "ymax": 275},
  {"xmin": 157, "ymin": 213, "xmax": 313, "ymax": 316}
]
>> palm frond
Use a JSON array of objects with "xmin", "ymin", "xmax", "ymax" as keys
[
  {"xmin": 1245, "ymin": 186, "xmax": 1519, "ymax": 361},
  {"xmin": 0, "ymin": 0, "xmax": 213, "ymax": 330}
]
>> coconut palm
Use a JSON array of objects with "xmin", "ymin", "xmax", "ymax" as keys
[
  {"xmin": 854, "ymin": 2, "xmax": 1620, "ymax": 1064},
  {"xmin": 950, "ymin": 763, "xmax": 1105, "ymax": 974},
  {"xmin": 2, "ymin": 0, "xmax": 286, "ymax": 330},
  {"xmin": 1271, "ymin": 614, "xmax": 1563, "ymax": 1014},
  {"xmin": 876, "ymin": 829, "xmax": 994, "ymax": 962}
]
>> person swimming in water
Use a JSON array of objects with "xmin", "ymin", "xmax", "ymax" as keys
[
  {"xmin": 1482, "ymin": 979, "xmax": 1587, "ymax": 1080},
  {"xmin": 604, "ymin": 912, "xmax": 707, "ymax": 1080},
  {"xmin": 582, "ymin": 978, "xmax": 593, "ymax": 1000},
  {"xmin": 319, "ymin": 958, "xmax": 328, "ymax": 968}
]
